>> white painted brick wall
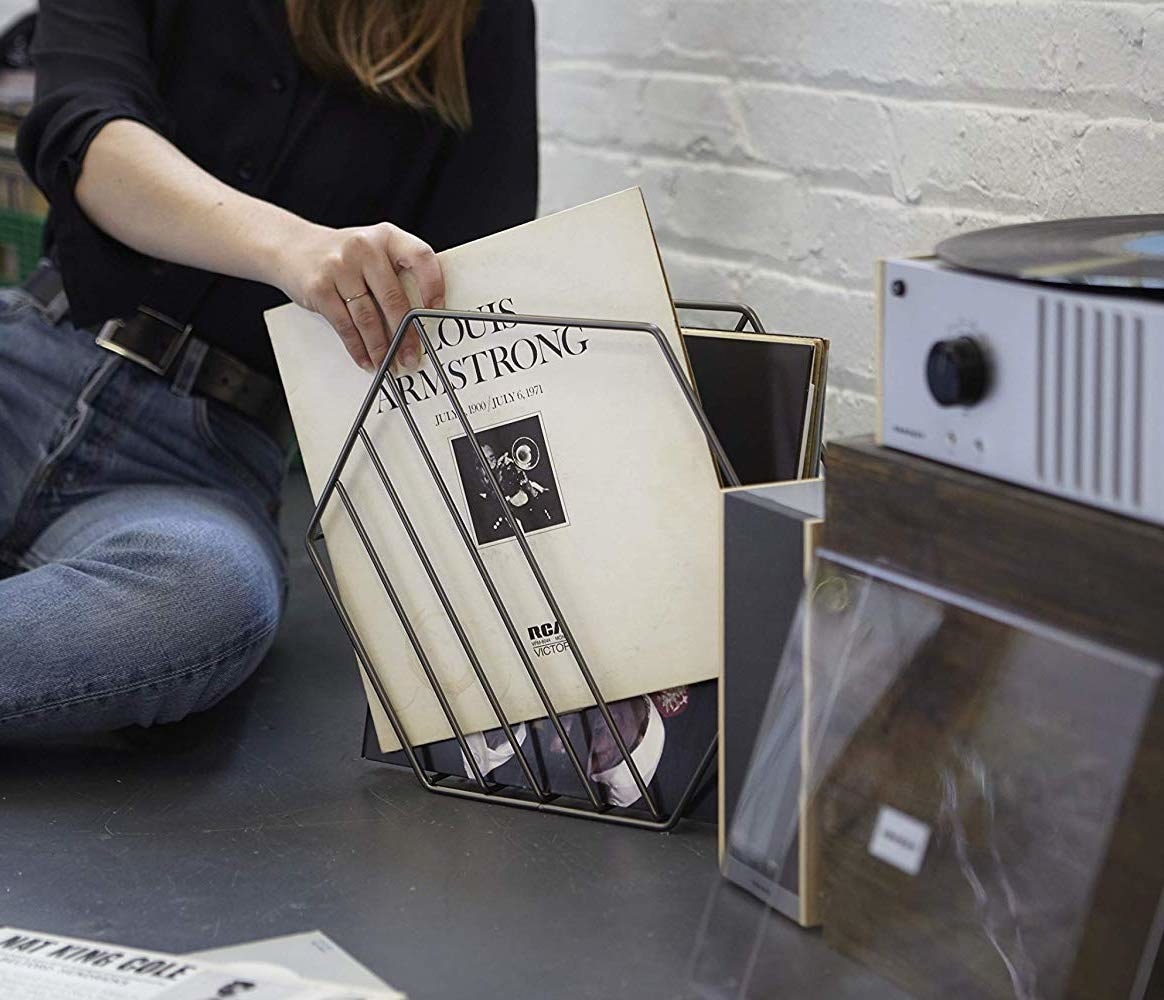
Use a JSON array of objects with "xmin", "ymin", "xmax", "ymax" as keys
[
  {"xmin": 3, "ymin": 0, "xmax": 1158, "ymax": 436},
  {"xmin": 535, "ymin": 0, "xmax": 1164, "ymax": 437},
  {"xmin": 0, "ymin": 1, "xmax": 27, "ymax": 28}
]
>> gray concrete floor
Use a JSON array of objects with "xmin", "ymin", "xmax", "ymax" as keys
[{"xmin": 0, "ymin": 470, "xmax": 900, "ymax": 999}]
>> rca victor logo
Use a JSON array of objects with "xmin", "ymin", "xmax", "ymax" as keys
[{"xmin": 527, "ymin": 619, "xmax": 571, "ymax": 657}]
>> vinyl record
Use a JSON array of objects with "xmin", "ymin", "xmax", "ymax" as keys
[{"xmin": 936, "ymin": 215, "xmax": 1164, "ymax": 290}]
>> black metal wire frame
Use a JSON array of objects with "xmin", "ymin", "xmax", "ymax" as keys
[
  {"xmin": 674, "ymin": 300, "xmax": 766, "ymax": 334},
  {"xmin": 306, "ymin": 308, "xmax": 743, "ymax": 831}
]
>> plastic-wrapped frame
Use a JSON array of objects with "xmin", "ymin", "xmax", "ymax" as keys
[{"xmin": 690, "ymin": 551, "xmax": 1163, "ymax": 998}]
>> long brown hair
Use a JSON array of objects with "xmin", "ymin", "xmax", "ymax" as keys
[{"xmin": 286, "ymin": 0, "xmax": 480, "ymax": 129}]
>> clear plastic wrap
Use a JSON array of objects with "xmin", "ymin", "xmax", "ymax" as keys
[{"xmin": 691, "ymin": 551, "xmax": 1162, "ymax": 999}]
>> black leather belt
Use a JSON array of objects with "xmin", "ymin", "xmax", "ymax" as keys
[{"xmin": 23, "ymin": 263, "xmax": 294, "ymax": 451}]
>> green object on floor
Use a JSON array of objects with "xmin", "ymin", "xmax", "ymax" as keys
[{"xmin": 0, "ymin": 207, "xmax": 43, "ymax": 285}]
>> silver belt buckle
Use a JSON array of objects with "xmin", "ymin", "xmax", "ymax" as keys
[{"xmin": 95, "ymin": 308, "xmax": 192, "ymax": 376}]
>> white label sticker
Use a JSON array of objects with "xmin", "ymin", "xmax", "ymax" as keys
[{"xmin": 868, "ymin": 805, "xmax": 931, "ymax": 876}]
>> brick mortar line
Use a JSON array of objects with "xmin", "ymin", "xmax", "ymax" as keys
[
  {"xmin": 542, "ymin": 139, "xmax": 1035, "ymax": 222},
  {"xmin": 659, "ymin": 241, "xmax": 881, "ymax": 301},
  {"xmin": 541, "ymin": 147, "xmax": 1081, "ymax": 218},
  {"xmin": 540, "ymin": 60, "xmax": 1161, "ymax": 117}
]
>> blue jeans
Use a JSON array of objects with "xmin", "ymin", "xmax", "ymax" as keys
[{"xmin": 0, "ymin": 286, "xmax": 289, "ymax": 737}]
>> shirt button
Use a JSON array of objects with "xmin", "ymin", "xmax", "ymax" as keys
[
  {"xmin": 237, "ymin": 160, "xmax": 256, "ymax": 182},
  {"xmin": 270, "ymin": 74, "xmax": 285, "ymax": 93}
]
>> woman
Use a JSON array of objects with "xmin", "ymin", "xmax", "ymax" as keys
[{"xmin": 0, "ymin": 0, "xmax": 537, "ymax": 736}]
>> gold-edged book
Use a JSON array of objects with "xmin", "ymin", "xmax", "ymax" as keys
[{"xmin": 681, "ymin": 327, "xmax": 828, "ymax": 485}]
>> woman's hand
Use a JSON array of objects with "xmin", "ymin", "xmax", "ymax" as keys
[{"xmin": 274, "ymin": 221, "xmax": 444, "ymax": 373}]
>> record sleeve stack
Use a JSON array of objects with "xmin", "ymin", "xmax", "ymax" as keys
[
  {"xmin": 269, "ymin": 189, "xmax": 829, "ymax": 829},
  {"xmin": 801, "ymin": 217, "xmax": 1164, "ymax": 998}
]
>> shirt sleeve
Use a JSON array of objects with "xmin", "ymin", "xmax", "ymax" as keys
[
  {"xmin": 418, "ymin": 0, "xmax": 540, "ymax": 251},
  {"xmin": 15, "ymin": 0, "xmax": 172, "ymax": 322},
  {"xmin": 17, "ymin": 0, "xmax": 171, "ymax": 206}
]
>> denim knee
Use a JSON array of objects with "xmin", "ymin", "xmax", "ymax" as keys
[{"xmin": 0, "ymin": 488, "xmax": 286, "ymax": 735}]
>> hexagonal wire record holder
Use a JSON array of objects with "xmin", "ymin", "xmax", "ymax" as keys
[{"xmin": 306, "ymin": 301, "xmax": 767, "ymax": 831}]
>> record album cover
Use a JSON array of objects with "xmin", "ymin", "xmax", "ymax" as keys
[
  {"xmin": 682, "ymin": 328, "xmax": 826, "ymax": 484},
  {"xmin": 267, "ymin": 190, "xmax": 723, "ymax": 753},
  {"xmin": 367, "ymin": 680, "xmax": 718, "ymax": 817}
]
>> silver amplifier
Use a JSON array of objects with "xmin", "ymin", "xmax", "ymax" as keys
[{"xmin": 878, "ymin": 257, "xmax": 1164, "ymax": 526}]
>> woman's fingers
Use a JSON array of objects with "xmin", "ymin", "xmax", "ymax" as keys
[
  {"xmin": 362, "ymin": 249, "xmax": 419, "ymax": 371},
  {"xmin": 315, "ymin": 284, "xmax": 373, "ymax": 371},
  {"xmin": 387, "ymin": 226, "xmax": 444, "ymax": 311},
  {"xmin": 376, "ymin": 225, "xmax": 444, "ymax": 371},
  {"xmin": 294, "ymin": 223, "xmax": 444, "ymax": 374},
  {"xmin": 336, "ymin": 235, "xmax": 396, "ymax": 370}
]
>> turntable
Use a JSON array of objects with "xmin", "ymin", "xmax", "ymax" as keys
[{"xmin": 878, "ymin": 215, "xmax": 1164, "ymax": 526}]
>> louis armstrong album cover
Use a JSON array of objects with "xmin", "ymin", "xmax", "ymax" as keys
[{"xmin": 267, "ymin": 189, "xmax": 723, "ymax": 753}]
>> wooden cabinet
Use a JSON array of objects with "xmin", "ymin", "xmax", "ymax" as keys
[{"xmin": 811, "ymin": 439, "xmax": 1163, "ymax": 999}]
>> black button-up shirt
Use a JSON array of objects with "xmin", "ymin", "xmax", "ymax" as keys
[{"xmin": 17, "ymin": 0, "xmax": 539, "ymax": 375}]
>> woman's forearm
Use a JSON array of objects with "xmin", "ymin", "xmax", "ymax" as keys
[
  {"xmin": 73, "ymin": 118, "xmax": 442, "ymax": 372},
  {"xmin": 75, "ymin": 118, "xmax": 311, "ymax": 289}
]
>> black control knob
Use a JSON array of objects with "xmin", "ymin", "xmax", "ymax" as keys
[{"xmin": 926, "ymin": 336, "xmax": 988, "ymax": 407}]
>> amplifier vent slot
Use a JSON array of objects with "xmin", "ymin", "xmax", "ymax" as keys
[{"xmin": 1036, "ymin": 296, "xmax": 1144, "ymax": 507}]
